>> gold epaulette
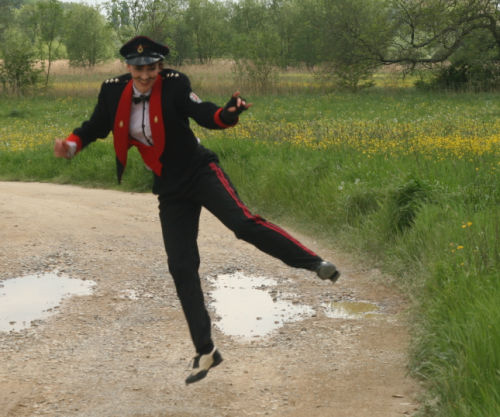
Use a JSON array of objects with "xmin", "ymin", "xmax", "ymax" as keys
[
  {"xmin": 163, "ymin": 72, "xmax": 180, "ymax": 79},
  {"xmin": 104, "ymin": 75, "xmax": 131, "ymax": 84}
]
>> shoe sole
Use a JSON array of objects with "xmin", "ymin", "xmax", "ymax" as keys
[
  {"xmin": 319, "ymin": 264, "xmax": 341, "ymax": 283},
  {"xmin": 185, "ymin": 351, "xmax": 223, "ymax": 384},
  {"xmin": 329, "ymin": 270, "xmax": 340, "ymax": 283}
]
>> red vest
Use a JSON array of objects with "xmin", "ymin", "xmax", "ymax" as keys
[{"xmin": 113, "ymin": 74, "xmax": 165, "ymax": 182}]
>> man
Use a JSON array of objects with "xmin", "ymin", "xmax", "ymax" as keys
[{"xmin": 54, "ymin": 36, "xmax": 340, "ymax": 384}]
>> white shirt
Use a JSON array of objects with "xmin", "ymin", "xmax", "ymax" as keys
[{"xmin": 130, "ymin": 84, "xmax": 153, "ymax": 146}]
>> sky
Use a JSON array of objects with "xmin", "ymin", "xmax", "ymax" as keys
[{"xmin": 59, "ymin": 0, "xmax": 104, "ymax": 4}]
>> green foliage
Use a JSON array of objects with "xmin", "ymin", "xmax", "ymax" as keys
[
  {"xmin": 65, "ymin": 4, "xmax": 116, "ymax": 68},
  {"xmin": 184, "ymin": 0, "xmax": 229, "ymax": 64},
  {"xmin": 0, "ymin": 0, "xmax": 22, "ymax": 39},
  {"xmin": 417, "ymin": 60, "xmax": 500, "ymax": 92},
  {"xmin": 103, "ymin": 0, "xmax": 181, "ymax": 47},
  {"xmin": 387, "ymin": 176, "xmax": 432, "ymax": 235},
  {"xmin": 167, "ymin": 20, "xmax": 193, "ymax": 66},
  {"xmin": 289, "ymin": 0, "xmax": 323, "ymax": 69},
  {"xmin": 229, "ymin": 0, "xmax": 282, "ymax": 91},
  {"xmin": 232, "ymin": 30, "xmax": 281, "ymax": 92},
  {"xmin": 6, "ymin": 0, "xmax": 500, "ymax": 87},
  {"xmin": 6, "ymin": 108, "xmax": 27, "ymax": 117},
  {"xmin": 411, "ymin": 213, "xmax": 500, "ymax": 416},
  {"xmin": 318, "ymin": 0, "xmax": 387, "ymax": 91},
  {"xmin": 31, "ymin": 0, "xmax": 68, "ymax": 86},
  {"xmin": 343, "ymin": 188, "xmax": 380, "ymax": 226},
  {"xmin": 0, "ymin": 27, "xmax": 43, "ymax": 94}
]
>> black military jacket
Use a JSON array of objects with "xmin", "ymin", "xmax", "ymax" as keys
[{"xmin": 69, "ymin": 68, "xmax": 235, "ymax": 191}]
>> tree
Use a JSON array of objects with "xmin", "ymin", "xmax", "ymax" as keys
[
  {"xmin": 0, "ymin": 27, "xmax": 42, "ymax": 94},
  {"xmin": 28, "ymin": 0, "xmax": 69, "ymax": 87},
  {"xmin": 288, "ymin": 0, "xmax": 324, "ymax": 69},
  {"xmin": 65, "ymin": 4, "xmax": 116, "ymax": 68},
  {"xmin": 104, "ymin": 0, "xmax": 148, "ymax": 42},
  {"xmin": 320, "ymin": 0, "xmax": 389, "ymax": 90},
  {"xmin": 104, "ymin": 0, "xmax": 182, "ymax": 56},
  {"xmin": 141, "ymin": 0, "xmax": 182, "ymax": 43},
  {"xmin": 228, "ymin": 0, "xmax": 285, "ymax": 91},
  {"xmin": 184, "ymin": 0, "xmax": 228, "ymax": 64},
  {"xmin": 231, "ymin": 28, "xmax": 282, "ymax": 92},
  {"xmin": 324, "ymin": 0, "xmax": 500, "ymax": 69},
  {"xmin": 268, "ymin": 0, "xmax": 296, "ymax": 67},
  {"xmin": 168, "ymin": 19, "xmax": 194, "ymax": 65},
  {"xmin": 0, "ymin": 0, "xmax": 23, "ymax": 38}
]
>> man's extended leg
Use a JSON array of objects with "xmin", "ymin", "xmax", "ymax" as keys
[{"xmin": 188, "ymin": 162, "xmax": 339, "ymax": 281}]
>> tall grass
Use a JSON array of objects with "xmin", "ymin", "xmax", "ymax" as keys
[
  {"xmin": 18, "ymin": 59, "xmax": 419, "ymax": 99},
  {"xmin": 1, "ymin": 66, "xmax": 500, "ymax": 415}
]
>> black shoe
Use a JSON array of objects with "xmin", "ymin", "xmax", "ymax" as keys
[
  {"xmin": 185, "ymin": 348, "xmax": 223, "ymax": 384},
  {"xmin": 316, "ymin": 261, "xmax": 340, "ymax": 283}
]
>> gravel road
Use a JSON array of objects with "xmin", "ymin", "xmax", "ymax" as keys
[{"xmin": 0, "ymin": 182, "xmax": 420, "ymax": 417}]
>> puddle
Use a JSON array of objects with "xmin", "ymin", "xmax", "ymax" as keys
[
  {"xmin": 324, "ymin": 301, "xmax": 380, "ymax": 319},
  {"xmin": 209, "ymin": 273, "xmax": 315, "ymax": 339},
  {"xmin": 0, "ymin": 272, "xmax": 95, "ymax": 332}
]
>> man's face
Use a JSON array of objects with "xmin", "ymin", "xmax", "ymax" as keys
[{"xmin": 127, "ymin": 62, "xmax": 161, "ymax": 94}]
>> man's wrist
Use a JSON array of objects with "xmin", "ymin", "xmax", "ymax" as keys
[
  {"xmin": 219, "ymin": 109, "xmax": 238, "ymax": 125},
  {"xmin": 66, "ymin": 141, "xmax": 77, "ymax": 158}
]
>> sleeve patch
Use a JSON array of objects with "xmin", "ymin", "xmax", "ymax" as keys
[{"xmin": 189, "ymin": 92, "xmax": 202, "ymax": 103}]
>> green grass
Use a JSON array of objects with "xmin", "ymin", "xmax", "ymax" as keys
[{"xmin": 1, "ymin": 89, "xmax": 500, "ymax": 416}]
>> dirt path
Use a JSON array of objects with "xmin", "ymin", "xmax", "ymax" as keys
[{"xmin": 0, "ymin": 182, "xmax": 420, "ymax": 417}]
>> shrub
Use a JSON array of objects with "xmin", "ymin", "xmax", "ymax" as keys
[
  {"xmin": 0, "ymin": 28, "xmax": 43, "ymax": 95},
  {"xmin": 387, "ymin": 176, "xmax": 432, "ymax": 235}
]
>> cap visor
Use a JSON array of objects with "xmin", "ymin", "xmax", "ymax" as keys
[{"xmin": 126, "ymin": 56, "xmax": 162, "ymax": 65}]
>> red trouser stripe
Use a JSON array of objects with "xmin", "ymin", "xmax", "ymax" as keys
[{"xmin": 209, "ymin": 162, "xmax": 317, "ymax": 257}]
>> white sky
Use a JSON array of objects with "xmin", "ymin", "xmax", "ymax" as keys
[{"xmin": 59, "ymin": 0, "xmax": 105, "ymax": 5}]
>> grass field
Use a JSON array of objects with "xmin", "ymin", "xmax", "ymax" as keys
[{"xmin": 1, "ymin": 62, "xmax": 500, "ymax": 416}]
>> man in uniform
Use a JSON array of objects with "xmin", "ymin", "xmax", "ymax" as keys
[{"xmin": 54, "ymin": 36, "xmax": 340, "ymax": 384}]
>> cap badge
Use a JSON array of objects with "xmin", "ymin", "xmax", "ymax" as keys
[{"xmin": 138, "ymin": 45, "xmax": 144, "ymax": 53}]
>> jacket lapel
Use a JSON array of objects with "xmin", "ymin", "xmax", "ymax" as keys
[
  {"xmin": 149, "ymin": 74, "xmax": 165, "ymax": 161},
  {"xmin": 113, "ymin": 80, "xmax": 134, "ymax": 184}
]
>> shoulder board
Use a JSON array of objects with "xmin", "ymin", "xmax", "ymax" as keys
[
  {"xmin": 104, "ymin": 73, "xmax": 132, "ymax": 84},
  {"xmin": 161, "ymin": 69, "xmax": 180, "ymax": 80}
]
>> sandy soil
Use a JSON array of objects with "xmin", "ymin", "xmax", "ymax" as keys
[{"xmin": 0, "ymin": 182, "xmax": 421, "ymax": 417}]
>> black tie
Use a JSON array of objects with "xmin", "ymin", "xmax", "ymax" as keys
[{"xmin": 133, "ymin": 94, "xmax": 150, "ymax": 105}]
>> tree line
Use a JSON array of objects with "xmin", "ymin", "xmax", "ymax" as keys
[{"xmin": 2, "ymin": 0, "xmax": 500, "ymax": 93}]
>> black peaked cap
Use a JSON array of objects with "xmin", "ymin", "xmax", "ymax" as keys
[{"xmin": 120, "ymin": 36, "xmax": 170, "ymax": 65}]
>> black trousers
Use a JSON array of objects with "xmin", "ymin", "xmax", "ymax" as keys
[{"xmin": 158, "ymin": 162, "xmax": 322, "ymax": 353}]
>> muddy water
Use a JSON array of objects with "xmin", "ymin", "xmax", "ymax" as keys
[
  {"xmin": 325, "ymin": 301, "xmax": 380, "ymax": 319},
  {"xmin": 0, "ymin": 272, "xmax": 95, "ymax": 332},
  {"xmin": 209, "ymin": 273, "xmax": 315, "ymax": 338}
]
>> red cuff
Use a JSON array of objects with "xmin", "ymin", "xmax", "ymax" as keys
[
  {"xmin": 65, "ymin": 133, "xmax": 82, "ymax": 153},
  {"xmin": 214, "ymin": 108, "xmax": 238, "ymax": 128}
]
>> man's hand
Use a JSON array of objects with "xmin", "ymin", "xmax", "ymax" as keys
[
  {"xmin": 220, "ymin": 92, "xmax": 252, "ymax": 125},
  {"xmin": 54, "ymin": 139, "xmax": 71, "ymax": 159},
  {"xmin": 226, "ymin": 91, "xmax": 252, "ymax": 113}
]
